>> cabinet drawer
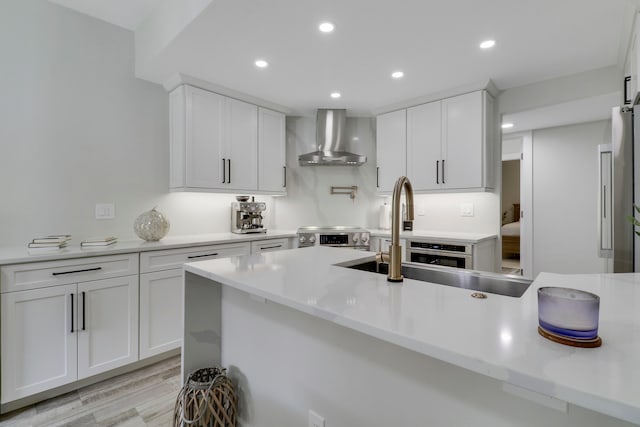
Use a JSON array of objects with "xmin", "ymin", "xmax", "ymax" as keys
[
  {"xmin": 250, "ymin": 238, "xmax": 290, "ymax": 254},
  {"xmin": 1, "ymin": 254, "xmax": 138, "ymax": 293},
  {"xmin": 140, "ymin": 242, "xmax": 251, "ymax": 273}
]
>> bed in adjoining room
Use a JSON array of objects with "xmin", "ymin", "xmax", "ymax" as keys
[{"xmin": 502, "ymin": 203, "xmax": 520, "ymax": 259}]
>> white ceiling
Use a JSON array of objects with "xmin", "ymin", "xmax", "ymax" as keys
[{"xmin": 50, "ymin": 0, "xmax": 638, "ymax": 117}]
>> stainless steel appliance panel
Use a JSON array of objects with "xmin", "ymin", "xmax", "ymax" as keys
[{"xmin": 598, "ymin": 106, "xmax": 634, "ymax": 272}]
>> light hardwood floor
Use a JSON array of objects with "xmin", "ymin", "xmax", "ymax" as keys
[{"xmin": 0, "ymin": 356, "xmax": 181, "ymax": 427}]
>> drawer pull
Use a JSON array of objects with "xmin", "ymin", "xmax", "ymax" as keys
[
  {"xmin": 70, "ymin": 294, "xmax": 74, "ymax": 333},
  {"xmin": 53, "ymin": 267, "xmax": 102, "ymax": 276},
  {"xmin": 259, "ymin": 245, "xmax": 282, "ymax": 250},
  {"xmin": 82, "ymin": 291, "xmax": 86, "ymax": 331},
  {"xmin": 187, "ymin": 253, "xmax": 219, "ymax": 259}
]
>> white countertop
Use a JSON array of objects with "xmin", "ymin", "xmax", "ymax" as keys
[
  {"xmin": 184, "ymin": 246, "xmax": 640, "ymax": 425},
  {"xmin": 0, "ymin": 230, "xmax": 296, "ymax": 265},
  {"xmin": 368, "ymin": 228, "xmax": 497, "ymax": 243}
]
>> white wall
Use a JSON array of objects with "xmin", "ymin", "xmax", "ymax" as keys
[
  {"xmin": 532, "ymin": 120, "xmax": 611, "ymax": 275},
  {"xmin": 0, "ymin": 0, "xmax": 264, "ymax": 247}
]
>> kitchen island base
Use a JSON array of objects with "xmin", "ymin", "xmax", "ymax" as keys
[{"xmin": 183, "ymin": 271, "xmax": 636, "ymax": 427}]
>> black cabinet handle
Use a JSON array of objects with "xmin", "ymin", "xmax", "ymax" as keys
[
  {"xmin": 624, "ymin": 76, "xmax": 632, "ymax": 105},
  {"xmin": 187, "ymin": 253, "xmax": 219, "ymax": 259},
  {"xmin": 603, "ymin": 185, "xmax": 607, "ymax": 219},
  {"xmin": 376, "ymin": 167, "xmax": 380, "ymax": 188},
  {"xmin": 436, "ymin": 161, "xmax": 439, "ymax": 184},
  {"xmin": 260, "ymin": 245, "xmax": 282, "ymax": 250},
  {"xmin": 53, "ymin": 267, "xmax": 102, "ymax": 276},
  {"xmin": 70, "ymin": 294, "xmax": 74, "ymax": 333},
  {"xmin": 222, "ymin": 158, "xmax": 226, "ymax": 183},
  {"xmin": 283, "ymin": 166, "xmax": 287, "ymax": 188},
  {"xmin": 82, "ymin": 291, "xmax": 86, "ymax": 331},
  {"xmin": 227, "ymin": 159, "xmax": 231, "ymax": 184},
  {"xmin": 442, "ymin": 159, "xmax": 446, "ymax": 184}
]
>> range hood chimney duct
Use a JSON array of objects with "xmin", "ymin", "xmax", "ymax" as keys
[{"xmin": 298, "ymin": 109, "xmax": 367, "ymax": 166}]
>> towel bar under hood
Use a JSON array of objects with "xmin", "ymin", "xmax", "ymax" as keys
[{"xmin": 298, "ymin": 109, "xmax": 367, "ymax": 166}]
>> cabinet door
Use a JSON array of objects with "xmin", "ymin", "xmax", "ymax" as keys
[
  {"xmin": 258, "ymin": 108, "xmax": 286, "ymax": 194},
  {"xmin": 225, "ymin": 97, "xmax": 258, "ymax": 191},
  {"xmin": 407, "ymin": 101, "xmax": 442, "ymax": 191},
  {"xmin": 77, "ymin": 276, "xmax": 138, "ymax": 380},
  {"xmin": 139, "ymin": 270, "xmax": 183, "ymax": 359},
  {"xmin": 1, "ymin": 284, "xmax": 77, "ymax": 403},
  {"xmin": 442, "ymin": 91, "xmax": 483, "ymax": 189},
  {"xmin": 376, "ymin": 110, "xmax": 407, "ymax": 193},
  {"xmin": 185, "ymin": 86, "xmax": 225, "ymax": 189}
]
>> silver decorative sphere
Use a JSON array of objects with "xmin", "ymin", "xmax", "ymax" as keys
[{"xmin": 134, "ymin": 207, "xmax": 170, "ymax": 241}]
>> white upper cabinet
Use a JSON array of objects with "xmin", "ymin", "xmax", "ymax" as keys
[
  {"xmin": 258, "ymin": 107, "xmax": 287, "ymax": 194},
  {"xmin": 225, "ymin": 97, "xmax": 258, "ymax": 191},
  {"xmin": 376, "ymin": 109, "xmax": 407, "ymax": 193},
  {"xmin": 407, "ymin": 101, "xmax": 441, "ymax": 191},
  {"xmin": 440, "ymin": 91, "xmax": 485, "ymax": 190},
  {"xmin": 184, "ymin": 85, "xmax": 225, "ymax": 189},
  {"xmin": 624, "ymin": 13, "xmax": 639, "ymax": 105},
  {"xmin": 170, "ymin": 85, "xmax": 284, "ymax": 194},
  {"xmin": 378, "ymin": 90, "xmax": 494, "ymax": 193}
]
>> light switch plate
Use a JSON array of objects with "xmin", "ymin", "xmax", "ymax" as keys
[
  {"xmin": 460, "ymin": 203, "xmax": 474, "ymax": 217},
  {"xmin": 95, "ymin": 203, "xmax": 115, "ymax": 219}
]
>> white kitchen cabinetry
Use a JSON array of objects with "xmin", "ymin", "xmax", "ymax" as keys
[
  {"xmin": 377, "ymin": 90, "xmax": 494, "ymax": 193},
  {"xmin": 1, "ymin": 254, "xmax": 138, "ymax": 403},
  {"xmin": 624, "ymin": 15, "xmax": 639, "ymax": 105},
  {"xmin": 376, "ymin": 109, "xmax": 407, "ymax": 192},
  {"xmin": 250, "ymin": 238, "xmax": 290, "ymax": 254},
  {"xmin": 406, "ymin": 101, "xmax": 441, "ymax": 190},
  {"xmin": 258, "ymin": 108, "xmax": 287, "ymax": 194},
  {"xmin": 139, "ymin": 242, "xmax": 250, "ymax": 359},
  {"xmin": 170, "ymin": 85, "xmax": 259, "ymax": 192}
]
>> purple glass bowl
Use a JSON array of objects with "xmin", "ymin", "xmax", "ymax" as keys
[{"xmin": 537, "ymin": 287, "xmax": 600, "ymax": 339}]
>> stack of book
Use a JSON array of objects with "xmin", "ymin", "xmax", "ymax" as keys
[
  {"xmin": 28, "ymin": 235, "xmax": 71, "ymax": 250},
  {"xmin": 80, "ymin": 236, "xmax": 118, "ymax": 247}
]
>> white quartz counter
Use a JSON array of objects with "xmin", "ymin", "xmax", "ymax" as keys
[
  {"xmin": 184, "ymin": 246, "xmax": 640, "ymax": 425},
  {"xmin": 0, "ymin": 230, "xmax": 296, "ymax": 265},
  {"xmin": 368, "ymin": 228, "xmax": 497, "ymax": 243}
]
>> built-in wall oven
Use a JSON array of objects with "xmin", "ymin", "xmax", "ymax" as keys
[{"xmin": 407, "ymin": 240, "xmax": 472, "ymax": 269}]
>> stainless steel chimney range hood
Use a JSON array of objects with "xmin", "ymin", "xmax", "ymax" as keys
[{"xmin": 298, "ymin": 109, "xmax": 367, "ymax": 166}]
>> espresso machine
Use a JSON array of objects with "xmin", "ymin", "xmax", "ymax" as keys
[{"xmin": 231, "ymin": 196, "xmax": 267, "ymax": 234}]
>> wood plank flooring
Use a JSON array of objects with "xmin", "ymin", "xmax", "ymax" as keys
[{"xmin": 0, "ymin": 356, "xmax": 181, "ymax": 427}]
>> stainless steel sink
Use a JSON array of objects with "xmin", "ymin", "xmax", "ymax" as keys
[{"xmin": 337, "ymin": 258, "xmax": 532, "ymax": 298}]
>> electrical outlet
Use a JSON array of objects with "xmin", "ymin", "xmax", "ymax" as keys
[
  {"xmin": 95, "ymin": 203, "xmax": 115, "ymax": 219},
  {"xmin": 460, "ymin": 203, "xmax": 474, "ymax": 217},
  {"xmin": 308, "ymin": 410, "xmax": 325, "ymax": 427}
]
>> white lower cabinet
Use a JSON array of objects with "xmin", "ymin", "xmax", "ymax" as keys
[
  {"xmin": 76, "ymin": 276, "xmax": 138, "ymax": 379},
  {"xmin": 138, "ymin": 242, "xmax": 251, "ymax": 359},
  {"xmin": 1, "ymin": 284, "xmax": 77, "ymax": 403},
  {"xmin": 1, "ymin": 254, "xmax": 139, "ymax": 404}
]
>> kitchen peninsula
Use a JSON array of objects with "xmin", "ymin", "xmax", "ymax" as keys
[{"xmin": 183, "ymin": 246, "xmax": 640, "ymax": 427}]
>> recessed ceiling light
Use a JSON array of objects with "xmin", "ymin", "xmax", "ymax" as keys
[
  {"xmin": 501, "ymin": 123, "xmax": 514, "ymax": 129},
  {"xmin": 330, "ymin": 92, "xmax": 341, "ymax": 99},
  {"xmin": 254, "ymin": 59, "xmax": 269, "ymax": 68},
  {"xmin": 319, "ymin": 22, "xmax": 335, "ymax": 33},
  {"xmin": 391, "ymin": 71, "xmax": 404, "ymax": 79},
  {"xmin": 480, "ymin": 40, "xmax": 496, "ymax": 49}
]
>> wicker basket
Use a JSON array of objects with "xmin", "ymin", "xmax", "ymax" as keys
[{"xmin": 173, "ymin": 367, "xmax": 237, "ymax": 426}]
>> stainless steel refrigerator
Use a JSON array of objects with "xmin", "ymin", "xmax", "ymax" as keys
[{"xmin": 598, "ymin": 106, "xmax": 635, "ymax": 272}]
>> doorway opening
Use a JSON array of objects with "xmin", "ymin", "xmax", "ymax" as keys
[{"xmin": 501, "ymin": 158, "xmax": 521, "ymax": 274}]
